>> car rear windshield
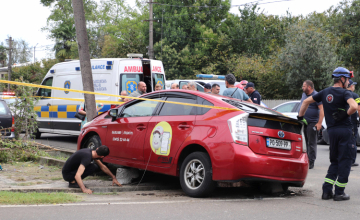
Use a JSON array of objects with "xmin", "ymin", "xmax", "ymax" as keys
[
  {"xmin": 248, "ymin": 116, "xmax": 302, "ymax": 135},
  {"xmin": 222, "ymin": 99, "xmax": 281, "ymax": 115},
  {"xmin": 0, "ymin": 101, "xmax": 10, "ymax": 115}
]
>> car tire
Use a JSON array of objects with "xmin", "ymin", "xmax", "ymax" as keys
[
  {"xmin": 84, "ymin": 135, "xmax": 101, "ymax": 150},
  {"xmin": 180, "ymin": 152, "xmax": 216, "ymax": 198},
  {"xmin": 34, "ymin": 129, "xmax": 41, "ymax": 139}
]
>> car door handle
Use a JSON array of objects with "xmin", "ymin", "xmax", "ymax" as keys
[
  {"xmin": 102, "ymin": 126, "xmax": 107, "ymax": 128},
  {"xmin": 178, "ymin": 124, "xmax": 191, "ymax": 129},
  {"xmin": 136, "ymin": 125, "xmax": 146, "ymax": 131},
  {"xmin": 47, "ymin": 103, "xmax": 51, "ymax": 106}
]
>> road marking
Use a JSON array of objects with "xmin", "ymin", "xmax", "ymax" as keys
[{"xmin": 0, "ymin": 198, "xmax": 285, "ymax": 208}]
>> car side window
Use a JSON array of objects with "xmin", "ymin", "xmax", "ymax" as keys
[
  {"xmin": 196, "ymin": 84, "xmax": 204, "ymax": 92},
  {"xmin": 159, "ymin": 97, "xmax": 197, "ymax": 116},
  {"xmin": 275, "ymin": 103, "xmax": 297, "ymax": 113},
  {"xmin": 179, "ymin": 81, "xmax": 189, "ymax": 89},
  {"xmin": 37, "ymin": 77, "xmax": 53, "ymax": 98},
  {"xmin": 122, "ymin": 98, "xmax": 161, "ymax": 117}
]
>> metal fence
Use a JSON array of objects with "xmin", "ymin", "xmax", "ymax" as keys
[{"xmin": 262, "ymin": 99, "xmax": 299, "ymax": 109}]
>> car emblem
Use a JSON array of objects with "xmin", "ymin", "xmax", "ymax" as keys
[{"xmin": 278, "ymin": 131, "xmax": 285, "ymax": 138}]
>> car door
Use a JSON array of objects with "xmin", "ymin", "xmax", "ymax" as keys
[
  {"xmin": 105, "ymin": 97, "xmax": 162, "ymax": 163},
  {"xmin": 35, "ymin": 77, "xmax": 54, "ymax": 133},
  {"xmin": 144, "ymin": 92, "xmax": 197, "ymax": 168}
]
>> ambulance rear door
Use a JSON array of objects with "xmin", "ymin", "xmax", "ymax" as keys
[
  {"xmin": 151, "ymin": 60, "xmax": 166, "ymax": 91},
  {"xmin": 119, "ymin": 60, "xmax": 144, "ymax": 95}
]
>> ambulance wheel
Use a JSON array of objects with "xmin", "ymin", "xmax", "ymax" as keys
[
  {"xmin": 35, "ymin": 129, "xmax": 41, "ymax": 139},
  {"xmin": 180, "ymin": 152, "xmax": 216, "ymax": 198},
  {"xmin": 84, "ymin": 135, "xmax": 101, "ymax": 150}
]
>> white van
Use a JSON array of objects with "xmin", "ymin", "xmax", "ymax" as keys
[{"xmin": 34, "ymin": 56, "xmax": 166, "ymax": 138}]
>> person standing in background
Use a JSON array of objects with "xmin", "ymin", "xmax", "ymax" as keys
[
  {"xmin": 299, "ymin": 80, "xmax": 324, "ymax": 169},
  {"xmin": 347, "ymin": 79, "xmax": 360, "ymax": 166},
  {"xmin": 244, "ymin": 82, "xmax": 261, "ymax": 105}
]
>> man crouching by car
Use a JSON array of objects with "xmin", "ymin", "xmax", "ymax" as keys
[{"xmin": 62, "ymin": 145, "xmax": 122, "ymax": 194}]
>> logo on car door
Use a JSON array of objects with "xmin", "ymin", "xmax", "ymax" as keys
[{"xmin": 150, "ymin": 121, "xmax": 172, "ymax": 156}]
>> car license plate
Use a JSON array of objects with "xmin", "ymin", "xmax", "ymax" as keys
[{"xmin": 266, "ymin": 138, "xmax": 291, "ymax": 150}]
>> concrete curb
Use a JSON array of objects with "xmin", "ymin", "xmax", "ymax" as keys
[
  {"xmin": 38, "ymin": 156, "xmax": 65, "ymax": 167},
  {"xmin": 0, "ymin": 185, "xmax": 180, "ymax": 193}
]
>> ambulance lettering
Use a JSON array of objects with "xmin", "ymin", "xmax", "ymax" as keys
[
  {"xmin": 124, "ymin": 66, "xmax": 143, "ymax": 73},
  {"xmin": 91, "ymin": 65, "xmax": 105, "ymax": 70},
  {"xmin": 152, "ymin": 66, "xmax": 162, "ymax": 73}
]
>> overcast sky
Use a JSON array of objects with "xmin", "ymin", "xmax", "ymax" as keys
[{"xmin": 0, "ymin": 0, "xmax": 344, "ymax": 62}]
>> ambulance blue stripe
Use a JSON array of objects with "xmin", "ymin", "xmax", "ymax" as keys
[
  {"xmin": 58, "ymin": 105, "xmax": 67, "ymax": 112},
  {"xmin": 101, "ymin": 105, "xmax": 111, "ymax": 111},
  {"xmin": 50, "ymin": 112, "xmax": 58, "ymax": 118},
  {"xmin": 67, "ymin": 112, "xmax": 76, "ymax": 118},
  {"xmin": 41, "ymin": 106, "xmax": 49, "ymax": 111}
]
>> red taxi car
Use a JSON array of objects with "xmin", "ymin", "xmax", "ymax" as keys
[{"xmin": 77, "ymin": 90, "xmax": 308, "ymax": 197}]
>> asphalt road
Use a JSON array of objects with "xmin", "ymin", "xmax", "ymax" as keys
[
  {"xmin": 9, "ymin": 134, "xmax": 358, "ymax": 219},
  {"xmin": 35, "ymin": 133, "xmax": 78, "ymax": 151}
]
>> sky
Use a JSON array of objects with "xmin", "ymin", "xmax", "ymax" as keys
[{"xmin": 0, "ymin": 0, "xmax": 344, "ymax": 62}]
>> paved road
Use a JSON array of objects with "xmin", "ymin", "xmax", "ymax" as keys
[
  {"xmin": 35, "ymin": 133, "xmax": 78, "ymax": 151},
  {"xmin": 4, "ymin": 136, "xmax": 360, "ymax": 219}
]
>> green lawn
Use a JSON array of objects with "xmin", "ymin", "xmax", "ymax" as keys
[{"xmin": 0, "ymin": 191, "xmax": 81, "ymax": 205}]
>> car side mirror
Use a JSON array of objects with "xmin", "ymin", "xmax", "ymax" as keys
[{"xmin": 109, "ymin": 109, "xmax": 118, "ymax": 122}]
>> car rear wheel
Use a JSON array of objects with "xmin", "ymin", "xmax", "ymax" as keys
[
  {"xmin": 84, "ymin": 135, "xmax": 101, "ymax": 150},
  {"xmin": 180, "ymin": 152, "xmax": 216, "ymax": 198}
]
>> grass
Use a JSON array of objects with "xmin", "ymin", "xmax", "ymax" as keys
[{"xmin": 0, "ymin": 192, "xmax": 81, "ymax": 205}]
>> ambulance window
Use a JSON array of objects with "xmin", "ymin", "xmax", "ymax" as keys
[
  {"xmin": 37, "ymin": 77, "xmax": 53, "ymax": 98},
  {"xmin": 120, "ymin": 74, "xmax": 143, "ymax": 95},
  {"xmin": 153, "ymin": 74, "xmax": 165, "ymax": 90}
]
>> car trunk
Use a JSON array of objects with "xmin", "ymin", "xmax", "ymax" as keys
[
  {"xmin": 0, "ymin": 101, "xmax": 12, "ymax": 137},
  {"xmin": 247, "ymin": 113, "xmax": 304, "ymax": 158}
]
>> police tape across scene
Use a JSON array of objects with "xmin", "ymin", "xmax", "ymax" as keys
[{"xmin": 0, "ymin": 79, "xmax": 242, "ymax": 112}]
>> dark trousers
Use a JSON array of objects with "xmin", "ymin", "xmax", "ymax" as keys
[
  {"xmin": 305, "ymin": 122, "xmax": 318, "ymax": 164},
  {"xmin": 323, "ymin": 127, "xmax": 354, "ymax": 195},
  {"xmin": 352, "ymin": 123, "xmax": 358, "ymax": 164},
  {"xmin": 62, "ymin": 163, "xmax": 99, "ymax": 182}
]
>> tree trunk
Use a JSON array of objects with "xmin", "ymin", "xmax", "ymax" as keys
[{"xmin": 71, "ymin": 0, "xmax": 96, "ymax": 122}]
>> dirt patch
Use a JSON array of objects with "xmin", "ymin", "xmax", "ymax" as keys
[{"xmin": 0, "ymin": 162, "xmax": 63, "ymax": 188}]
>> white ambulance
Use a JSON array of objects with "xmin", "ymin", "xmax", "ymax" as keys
[{"xmin": 34, "ymin": 54, "xmax": 166, "ymax": 138}]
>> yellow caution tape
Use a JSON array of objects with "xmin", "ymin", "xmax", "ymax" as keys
[{"xmin": 0, "ymin": 79, "xmax": 241, "ymax": 111}]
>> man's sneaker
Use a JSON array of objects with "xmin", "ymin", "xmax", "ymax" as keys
[
  {"xmin": 352, "ymin": 163, "xmax": 359, "ymax": 167},
  {"xmin": 333, "ymin": 193, "xmax": 350, "ymax": 201},
  {"xmin": 321, "ymin": 191, "xmax": 333, "ymax": 200},
  {"xmin": 69, "ymin": 182, "xmax": 80, "ymax": 188}
]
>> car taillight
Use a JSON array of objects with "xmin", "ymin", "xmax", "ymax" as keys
[
  {"xmin": 228, "ymin": 113, "xmax": 249, "ymax": 145},
  {"xmin": 301, "ymin": 125, "xmax": 306, "ymax": 153},
  {"xmin": 111, "ymin": 104, "xmax": 117, "ymax": 109},
  {"xmin": 11, "ymin": 116, "xmax": 14, "ymax": 132}
]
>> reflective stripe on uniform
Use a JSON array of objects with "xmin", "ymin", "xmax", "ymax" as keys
[
  {"xmin": 335, "ymin": 181, "xmax": 347, "ymax": 187},
  {"xmin": 355, "ymin": 98, "xmax": 360, "ymax": 104},
  {"xmin": 324, "ymin": 178, "xmax": 335, "ymax": 185}
]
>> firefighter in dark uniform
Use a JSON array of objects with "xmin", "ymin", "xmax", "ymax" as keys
[
  {"xmin": 347, "ymin": 79, "xmax": 360, "ymax": 166},
  {"xmin": 298, "ymin": 67, "xmax": 358, "ymax": 201}
]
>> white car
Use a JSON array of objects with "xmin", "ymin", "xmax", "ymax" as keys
[{"xmin": 272, "ymin": 101, "xmax": 326, "ymax": 144}]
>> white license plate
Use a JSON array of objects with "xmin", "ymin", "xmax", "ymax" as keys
[{"xmin": 266, "ymin": 138, "xmax": 291, "ymax": 150}]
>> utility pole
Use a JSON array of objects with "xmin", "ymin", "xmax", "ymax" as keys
[
  {"xmin": 71, "ymin": 0, "xmax": 97, "ymax": 122},
  {"xmin": 6, "ymin": 37, "xmax": 13, "ymax": 92},
  {"xmin": 34, "ymin": 43, "xmax": 38, "ymax": 63},
  {"xmin": 148, "ymin": 0, "xmax": 154, "ymax": 59}
]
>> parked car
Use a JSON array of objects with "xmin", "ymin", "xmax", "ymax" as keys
[
  {"xmin": 272, "ymin": 101, "xmax": 327, "ymax": 144},
  {"xmin": 77, "ymin": 90, "xmax": 308, "ymax": 197},
  {"xmin": 0, "ymin": 99, "xmax": 15, "ymax": 139}
]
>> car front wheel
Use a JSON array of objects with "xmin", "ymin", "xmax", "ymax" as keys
[
  {"xmin": 180, "ymin": 152, "xmax": 216, "ymax": 197},
  {"xmin": 84, "ymin": 135, "xmax": 101, "ymax": 150}
]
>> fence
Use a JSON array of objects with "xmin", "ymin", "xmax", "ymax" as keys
[{"xmin": 262, "ymin": 99, "xmax": 299, "ymax": 109}]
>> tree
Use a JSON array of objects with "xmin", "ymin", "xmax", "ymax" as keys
[
  {"xmin": 0, "ymin": 44, "xmax": 6, "ymax": 67},
  {"xmin": 152, "ymin": 0, "xmax": 231, "ymax": 79},
  {"xmin": 278, "ymin": 18, "xmax": 338, "ymax": 98}
]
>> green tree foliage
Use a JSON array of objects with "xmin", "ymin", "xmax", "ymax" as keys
[
  {"xmin": 153, "ymin": 0, "xmax": 231, "ymax": 78},
  {"xmin": 41, "ymin": 0, "xmax": 98, "ymax": 60},
  {"xmin": 278, "ymin": 18, "xmax": 337, "ymax": 98}
]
